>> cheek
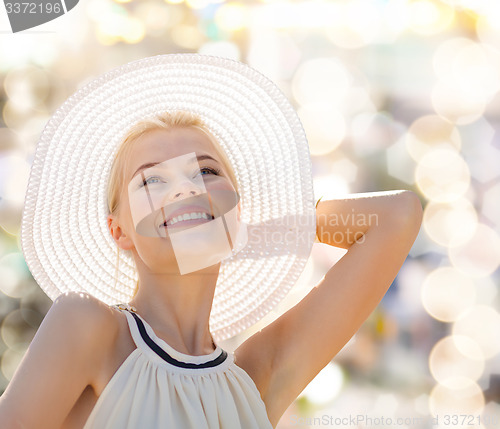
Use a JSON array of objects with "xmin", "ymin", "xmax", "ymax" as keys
[
  {"xmin": 206, "ymin": 182, "xmax": 239, "ymax": 216},
  {"xmin": 128, "ymin": 191, "xmax": 154, "ymax": 228}
]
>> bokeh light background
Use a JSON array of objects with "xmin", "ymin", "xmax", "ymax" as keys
[{"xmin": 0, "ymin": 0, "xmax": 500, "ymax": 427}]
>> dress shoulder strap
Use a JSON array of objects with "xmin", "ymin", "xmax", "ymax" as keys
[
  {"xmin": 110, "ymin": 303, "xmax": 228, "ymax": 370},
  {"xmin": 110, "ymin": 303, "xmax": 144, "ymax": 350},
  {"xmin": 111, "ymin": 303, "xmax": 138, "ymax": 313}
]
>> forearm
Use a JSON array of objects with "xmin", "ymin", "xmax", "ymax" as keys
[{"xmin": 315, "ymin": 190, "xmax": 422, "ymax": 249}]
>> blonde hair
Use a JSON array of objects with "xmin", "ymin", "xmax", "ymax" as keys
[{"xmin": 107, "ymin": 111, "xmax": 240, "ymax": 298}]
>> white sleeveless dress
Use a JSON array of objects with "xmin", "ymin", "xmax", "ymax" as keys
[{"xmin": 82, "ymin": 303, "xmax": 274, "ymax": 429}]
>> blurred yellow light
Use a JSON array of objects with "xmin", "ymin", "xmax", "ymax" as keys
[
  {"xmin": 385, "ymin": 134, "xmax": 416, "ymax": 185},
  {"xmin": 382, "ymin": 0, "xmax": 410, "ymax": 38},
  {"xmin": 415, "ymin": 147, "xmax": 470, "ymax": 203},
  {"xmin": 186, "ymin": 0, "xmax": 210, "ymax": 9},
  {"xmin": 95, "ymin": 30, "xmax": 118, "ymax": 46},
  {"xmin": 314, "ymin": 175, "xmax": 350, "ymax": 199},
  {"xmin": 431, "ymin": 38, "xmax": 499, "ymax": 124},
  {"xmin": 344, "ymin": 87, "xmax": 374, "ymax": 115},
  {"xmin": 452, "ymin": 305, "xmax": 500, "ymax": 359},
  {"xmin": 473, "ymin": 277, "xmax": 497, "ymax": 307},
  {"xmin": 298, "ymin": 103, "xmax": 345, "ymax": 156},
  {"xmin": 3, "ymin": 100, "xmax": 25, "ymax": 129},
  {"xmin": 164, "ymin": 0, "xmax": 184, "ymax": 4},
  {"xmin": 406, "ymin": 115, "xmax": 461, "ymax": 162},
  {"xmin": 136, "ymin": 3, "xmax": 171, "ymax": 37},
  {"xmin": 411, "ymin": 0, "xmax": 439, "ymax": 28},
  {"xmin": 114, "ymin": 0, "xmax": 132, "ymax": 3},
  {"xmin": 1, "ymin": 348, "xmax": 26, "ymax": 381},
  {"xmin": 122, "ymin": 18, "xmax": 145, "ymax": 44},
  {"xmin": 292, "ymin": 58, "xmax": 351, "ymax": 107},
  {"xmin": 90, "ymin": 1, "xmax": 127, "ymax": 26},
  {"xmin": 215, "ymin": 3, "xmax": 249, "ymax": 31},
  {"xmin": 199, "ymin": 41, "xmax": 241, "ymax": 61},
  {"xmin": 423, "ymin": 198, "xmax": 477, "ymax": 247},
  {"xmin": 409, "ymin": 0, "xmax": 454, "ymax": 35},
  {"xmin": 0, "ymin": 27, "xmax": 57, "ymax": 72},
  {"xmin": 1, "ymin": 309, "xmax": 34, "ymax": 351},
  {"xmin": 429, "ymin": 378, "xmax": 484, "ymax": 417},
  {"xmin": 298, "ymin": 362, "xmax": 344, "ymax": 405},
  {"xmin": 4, "ymin": 66, "xmax": 50, "ymax": 112},
  {"xmin": 330, "ymin": 157, "xmax": 358, "ymax": 184},
  {"xmin": 326, "ymin": 25, "xmax": 367, "ymax": 50},
  {"xmin": 344, "ymin": 0, "xmax": 381, "ymax": 44},
  {"xmin": 414, "ymin": 393, "xmax": 430, "ymax": 415},
  {"xmin": 482, "ymin": 182, "xmax": 500, "ymax": 226},
  {"xmin": 433, "ymin": 37, "xmax": 474, "ymax": 81},
  {"xmin": 0, "ymin": 127, "xmax": 16, "ymax": 153},
  {"xmin": 449, "ymin": 223, "xmax": 500, "ymax": 278},
  {"xmin": 429, "ymin": 335, "xmax": 484, "ymax": 387},
  {"xmin": 431, "ymin": 80, "xmax": 486, "ymax": 125},
  {"xmin": 246, "ymin": 29, "xmax": 301, "ymax": 83},
  {"xmin": 0, "ymin": 265, "xmax": 20, "ymax": 297},
  {"xmin": 354, "ymin": 113, "xmax": 406, "ymax": 159},
  {"xmin": 252, "ymin": 3, "xmax": 296, "ymax": 29},
  {"xmin": 171, "ymin": 25, "xmax": 205, "ymax": 49},
  {"xmin": 325, "ymin": 0, "xmax": 380, "ymax": 49},
  {"xmin": 421, "ymin": 267, "xmax": 475, "ymax": 322},
  {"xmin": 0, "ymin": 152, "xmax": 31, "ymax": 207},
  {"xmin": 95, "ymin": 7, "xmax": 144, "ymax": 45},
  {"xmin": 452, "ymin": 43, "xmax": 500, "ymax": 101},
  {"xmin": 476, "ymin": 2, "xmax": 500, "ymax": 46},
  {"xmin": 442, "ymin": 0, "xmax": 490, "ymax": 13},
  {"xmin": 297, "ymin": 1, "xmax": 341, "ymax": 29}
]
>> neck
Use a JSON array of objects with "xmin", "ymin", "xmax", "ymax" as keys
[{"xmin": 129, "ymin": 263, "xmax": 220, "ymax": 356}]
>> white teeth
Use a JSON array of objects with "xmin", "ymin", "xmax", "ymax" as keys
[{"xmin": 163, "ymin": 212, "xmax": 211, "ymax": 227}]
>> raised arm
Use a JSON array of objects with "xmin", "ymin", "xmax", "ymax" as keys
[
  {"xmin": 0, "ymin": 292, "xmax": 117, "ymax": 429},
  {"xmin": 235, "ymin": 190, "xmax": 423, "ymax": 427},
  {"xmin": 315, "ymin": 190, "xmax": 420, "ymax": 248}
]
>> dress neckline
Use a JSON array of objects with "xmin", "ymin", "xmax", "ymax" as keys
[{"xmin": 113, "ymin": 303, "xmax": 226, "ymax": 367}]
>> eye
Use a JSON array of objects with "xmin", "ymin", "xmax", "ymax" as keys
[
  {"xmin": 140, "ymin": 176, "xmax": 162, "ymax": 187},
  {"xmin": 138, "ymin": 167, "xmax": 221, "ymax": 188},
  {"xmin": 199, "ymin": 166, "xmax": 221, "ymax": 176}
]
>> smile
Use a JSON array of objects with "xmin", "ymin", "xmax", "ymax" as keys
[{"xmin": 160, "ymin": 211, "xmax": 215, "ymax": 228}]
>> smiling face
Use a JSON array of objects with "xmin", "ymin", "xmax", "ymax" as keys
[{"xmin": 111, "ymin": 126, "xmax": 244, "ymax": 274}]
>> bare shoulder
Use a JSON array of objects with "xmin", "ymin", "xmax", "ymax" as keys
[
  {"xmin": 47, "ymin": 292, "xmax": 123, "ymax": 387},
  {"xmin": 51, "ymin": 290, "xmax": 115, "ymax": 317},
  {"xmin": 0, "ymin": 292, "xmax": 121, "ymax": 429},
  {"xmin": 50, "ymin": 291, "xmax": 119, "ymax": 346}
]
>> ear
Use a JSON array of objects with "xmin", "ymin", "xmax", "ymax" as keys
[{"xmin": 107, "ymin": 214, "xmax": 134, "ymax": 251}]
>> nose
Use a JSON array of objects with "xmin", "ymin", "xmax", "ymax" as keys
[{"xmin": 167, "ymin": 178, "xmax": 203, "ymax": 203}]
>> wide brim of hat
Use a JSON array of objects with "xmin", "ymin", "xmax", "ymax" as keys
[{"xmin": 20, "ymin": 54, "xmax": 316, "ymax": 342}]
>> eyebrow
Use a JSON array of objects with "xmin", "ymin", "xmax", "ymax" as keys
[{"xmin": 130, "ymin": 154, "xmax": 219, "ymax": 180}]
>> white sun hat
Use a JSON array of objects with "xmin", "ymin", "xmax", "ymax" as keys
[{"xmin": 20, "ymin": 54, "xmax": 316, "ymax": 342}]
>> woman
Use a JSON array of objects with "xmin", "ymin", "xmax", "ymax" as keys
[{"xmin": 0, "ymin": 55, "xmax": 422, "ymax": 429}]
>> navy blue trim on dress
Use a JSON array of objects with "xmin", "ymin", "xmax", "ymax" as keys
[{"xmin": 130, "ymin": 312, "xmax": 228, "ymax": 369}]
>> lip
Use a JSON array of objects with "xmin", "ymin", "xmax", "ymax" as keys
[
  {"xmin": 157, "ymin": 204, "xmax": 214, "ymax": 228},
  {"xmin": 164, "ymin": 216, "xmax": 212, "ymax": 229}
]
